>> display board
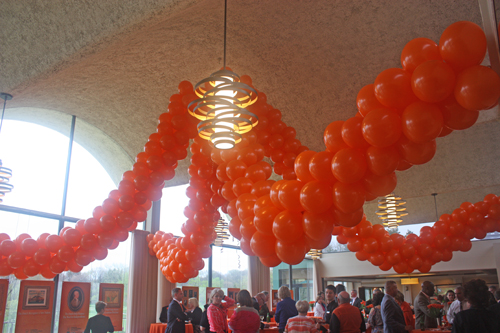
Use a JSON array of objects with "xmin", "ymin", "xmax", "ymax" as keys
[
  {"xmin": 15, "ymin": 280, "xmax": 54, "ymax": 333},
  {"xmin": 0, "ymin": 279, "xmax": 8, "ymax": 333},
  {"xmin": 99, "ymin": 283, "xmax": 124, "ymax": 331},
  {"xmin": 182, "ymin": 286, "xmax": 199, "ymax": 308},
  {"xmin": 227, "ymin": 288, "xmax": 240, "ymax": 303},
  {"xmin": 58, "ymin": 282, "xmax": 91, "ymax": 333}
]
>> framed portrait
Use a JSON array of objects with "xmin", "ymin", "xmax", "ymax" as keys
[
  {"xmin": 22, "ymin": 285, "xmax": 51, "ymax": 310},
  {"xmin": 68, "ymin": 286, "xmax": 85, "ymax": 312},
  {"xmin": 102, "ymin": 287, "xmax": 122, "ymax": 308}
]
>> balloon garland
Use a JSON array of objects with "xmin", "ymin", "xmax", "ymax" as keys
[{"xmin": 1, "ymin": 21, "xmax": 500, "ymax": 282}]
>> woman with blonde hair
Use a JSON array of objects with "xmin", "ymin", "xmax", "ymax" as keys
[
  {"xmin": 208, "ymin": 288, "xmax": 235, "ymax": 333},
  {"xmin": 228, "ymin": 289, "xmax": 261, "ymax": 333},
  {"xmin": 187, "ymin": 297, "xmax": 203, "ymax": 333},
  {"xmin": 275, "ymin": 286, "xmax": 298, "ymax": 333}
]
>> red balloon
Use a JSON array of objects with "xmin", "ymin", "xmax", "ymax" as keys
[
  {"xmin": 45, "ymin": 235, "xmax": 65, "ymax": 253},
  {"xmin": 363, "ymin": 172, "xmax": 397, "ymax": 197},
  {"xmin": 294, "ymin": 151, "xmax": 316, "ymax": 183},
  {"xmin": 259, "ymin": 254, "xmax": 282, "ymax": 267},
  {"xmin": 20, "ymin": 238, "xmax": 39, "ymax": 257},
  {"xmin": 333, "ymin": 208, "xmax": 364, "ymax": 228},
  {"xmin": 355, "ymin": 251, "xmax": 369, "ymax": 261},
  {"xmin": 362, "ymin": 108, "xmax": 402, "ymax": 148},
  {"xmin": 438, "ymin": 95, "xmax": 479, "ymax": 130},
  {"xmin": 401, "ymin": 38, "xmax": 441, "ymax": 73},
  {"xmin": 250, "ymin": 232, "xmax": 277, "ymax": 258},
  {"xmin": 374, "ymin": 68, "xmax": 417, "ymax": 109},
  {"xmin": 363, "ymin": 238, "xmax": 379, "ymax": 254}
]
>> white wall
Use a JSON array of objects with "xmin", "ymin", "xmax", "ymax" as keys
[{"xmin": 316, "ymin": 239, "xmax": 500, "ymax": 303}]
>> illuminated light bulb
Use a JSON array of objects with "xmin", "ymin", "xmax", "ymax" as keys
[
  {"xmin": 188, "ymin": 69, "xmax": 258, "ymax": 150},
  {"xmin": 376, "ymin": 193, "xmax": 408, "ymax": 229}
]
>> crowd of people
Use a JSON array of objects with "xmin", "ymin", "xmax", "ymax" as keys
[{"xmin": 152, "ymin": 278, "xmax": 500, "ymax": 333}]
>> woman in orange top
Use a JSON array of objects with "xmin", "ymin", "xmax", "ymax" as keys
[{"xmin": 395, "ymin": 292, "xmax": 415, "ymax": 330}]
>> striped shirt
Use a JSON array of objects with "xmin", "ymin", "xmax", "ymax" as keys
[{"xmin": 284, "ymin": 315, "xmax": 317, "ymax": 333}]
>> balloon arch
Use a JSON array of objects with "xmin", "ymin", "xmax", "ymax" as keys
[{"xmin": 1, "ymin": 21, "xmax": 500, "ymax": 283}]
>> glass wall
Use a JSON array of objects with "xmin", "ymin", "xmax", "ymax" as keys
[
  {"xmin": 272, "ymin": 260, "xmax": 313, "ymax": 302},
  {"xmin": 0, "ymin": 117, "xmax": 133, "ymax": 333}
]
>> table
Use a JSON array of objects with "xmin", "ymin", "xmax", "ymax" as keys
[
  {"xmin": 410, "ymin": 330, "xmax": 451, "ymax": 333},
  {"xmin": 307, "ymin": 311, "xmax": 314, "ymax": 317},
  {"xmin": 149, "ymin": 323, "xmax": 194, "ymax": 333},
  {"xmin": 261, "ymin": 327, "xmax": 279, "ymax": 333}
]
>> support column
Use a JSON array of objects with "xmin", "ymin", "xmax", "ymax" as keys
[{"xmin": 127, "ymin": 229, "xmax": 158, "ymax": 332}]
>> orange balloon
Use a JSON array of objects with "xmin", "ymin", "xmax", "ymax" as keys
[
  {"xmin": 401, "ymin": 101, "xmax": 444, "ymax": 143},
  {"xmin": 259, "ymin": 253, "xmax": 282, "ymax": 267},
  {"xmin": 257, "ymin": 161, "xmax": 273, "ymax": 179},
  {"xmin": 250, "ymin": 232, "xmax": 277, "ymax": 258},
  {"xmin": 454, "ymin": 65, "xmax": 500, "ymax": 111},
  {"xmin": 366, "ymin": 146, "xmax": 401, "ymax": 176},
  {"xmin": 302, "ymin": 210, "xmax": 335, "ymax": 241},
  {"xmin": 255, "ymin": 206, "xmax": 281, "ymax": 235},
  {"xmin": 238, "ymin": 201, "xmax": 256, "ymax": 221},
  {"xmin": 233, "ymin": 178, "xmax": 253, "ymax": 197},
  {"xmin": 411, "ymin": 60, "xmax": 456, "ymax": 103},
  {"xmin": 270, "ymin": 180, "xmax": 287, "ymax": 209},
  {"xmin": 397, "ymin": 136, "xmax": 436, "ymax": 165},
  {"xmin": 251, "ymin": 180, "xmax": 272, "ymax": 198},
  {"xmin": 374, "ymin": 68, "xmax": 417, "ymax": 109},
  {"xmin": 226, "ymin": 160, "xmax": 247, "ymax": 180},
  {"xmin": 363, "ymin": 172, "xmax": 397, "ymax": 197},
  {"xmin": 294, "ymin": 150, "xmax": 316, "ymax": 183},
  {"xmin": 272, "ymin": 210, "xmax": 304, "ymax": 243},
  {"xmin": 439, "ymin": 21, "xmax": 487, "ymax": 72},
  {"xmin": 323, "ymin": 121, "xmax": 348, "ymax": 153},
  {"xmin": 342, "ymin": 117, "xmax": 370, "ymax": 149},
  {"xmin": 333, "ymin": 207, "xmax": 364, "ymax": 227},
  {"xmin": 236, "ymin": 193, "xmax": 257, "ymax": 210},
  {"xmin": 254, "ymin": 194, "xmax": 274, "ymax": 213},
  {"xmin": 401, "ymin": 38, "xmax": 441, "ymax": 73},
  {"xmin": 356, "ymin": 84, "xmax": 384, "ymax": 116},
  {"xmin": 333, "ymin": 181, "xmax": 366, "ymax": 214},
  {"xmin": 275, "ymin": 238, "xmax": 308, "ymax": 265},
  {"xmin": 240, "ymin": 216, "xmax": 257, "ymax": 240},
  {"xmin": 221, "ymin": 181, "xmax": 236, "ymax": 201},
  {"xmin": 309, "ymin": 151, "xmax": 336, "ymax": 182},
  {"xmin": 440, "ymin": 97, "xmax": 480, "ymax": 130},
  {"xmin": 362, "ymin": 108, "xmax": 402, "ymax": 148},
  {"xmin": 245, "ymin": 164, "xmax": 267, "ymax": 183},
  {"xmin": 299, "ymin": 180, "xmax": 333, "ymax": 214},
  {"xmin": 331, "ymin": 148, "xmax": 367, "ymax": 183}
]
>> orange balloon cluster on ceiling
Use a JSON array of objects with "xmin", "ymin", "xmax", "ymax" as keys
[{"xmin": 1, "ymin": 21, "xmax": 500, "ymax": 281}]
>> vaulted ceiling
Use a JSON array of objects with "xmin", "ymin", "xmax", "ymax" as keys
[{"xmin": 1, "ymin": 0, "xmax": 499, "ymax": 226}]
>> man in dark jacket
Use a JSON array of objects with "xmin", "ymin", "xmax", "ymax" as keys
[
  {"xmin": 84, "ymin": 301, "xmax": 114, "ymax": 333},
  {"xmin": 166, "ymin": 288, "xmax": 188, "ymax": 333},
  {"xmin": 200, "ymin": 304, "xmax": 211, "ymax": 332}
]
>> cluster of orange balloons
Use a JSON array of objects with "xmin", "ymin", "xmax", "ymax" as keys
[
  {"xmin": 335, "ymin": 194, "xmax": 500, "ymax": 274},
  {"xmin": 0, "ymin": 79, "xmax": 200, "ymax": 280}
]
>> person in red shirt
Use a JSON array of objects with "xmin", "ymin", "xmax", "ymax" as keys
[
  {"xmin": 394, "ymin": 291, "xmax": 415, "ymax": 330},
  {"xmin": 330, "ymin": 291, "xmax": 366, "ymax": 333},
  {"xmin": 284, "ymin": 300, "xmax": 317, "ymax": 333},
  {"xmin": 208, "ymin": 288, "xmax": 235, "ymax": 333},
  {"xmin": 229, "ymin": 290, "xmax": 261, "ymax": 333}
]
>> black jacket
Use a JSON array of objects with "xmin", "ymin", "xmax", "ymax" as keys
[
  {"xmin": 84, "ymin": 314, "xmax": 114, "ymax": 333},
  {"xmin": 165, "ymin": 300, "xmax": 188, "ymax": 333},
  {"xmin": 160, "ymin": 305, "xmax": 169, "ymax": 323},
  {"xmin": 187, "ymin": 307, "xmax": 203, "ymax": 326},
  {"xmin": 200, "ymin": 304, "xmax": 211, "ymax": 332}
]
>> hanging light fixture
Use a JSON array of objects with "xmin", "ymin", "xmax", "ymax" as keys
[
  {"xmin": 188, "ymin": 0, "xmax": 258, "ymax": 150},
  {"xmin": 376, "ymin": 193, "xmax": 408, "ymax": 229},
  {"xmin": 214, "ymin": 217, "xmax": 230, "ymax": 246},
  {"xmin": 0, "ymin": 93, "xmax": 13, "ymax": 203},
  {"xmin": 307, "ymin": 249, "xmax": 322, "ymax": 260}
]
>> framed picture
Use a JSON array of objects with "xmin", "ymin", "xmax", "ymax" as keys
[
  {"xmin": 22, "ymin": 286, "xmax": 51, "ymax": 310},
  {"xmin": 102, "ymin": 287, "xmax": 122, "ymax": 308},
  {"xmin": 68, "ymin": 286, "xmax": 85, "ymax": 312}
]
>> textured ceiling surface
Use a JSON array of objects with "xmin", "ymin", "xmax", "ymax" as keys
[{"xmin": 1, "ymin": 0, "xmax": 499, "ymax": 226}]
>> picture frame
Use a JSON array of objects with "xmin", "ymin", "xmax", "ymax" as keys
[
  {"xmin": 68, "ymin": 286, "xmax": 85, "ymax": 312},
  {"xmin": 102, "ymin": 286, "xmax": 122, "ymax": 308},
  {"xmin": 22, "ymin": 285, "xmax": 51, "ymax": 310}
]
